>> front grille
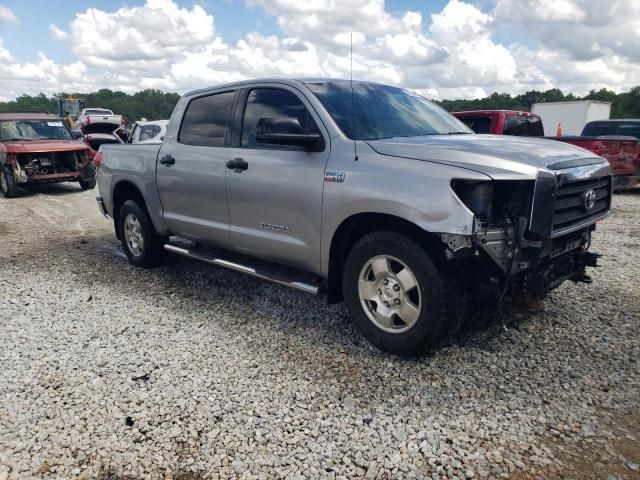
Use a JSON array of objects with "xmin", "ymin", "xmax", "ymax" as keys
[{"xmin": 552, "ymin": 176, "xmax": 611, "ymax": 234}]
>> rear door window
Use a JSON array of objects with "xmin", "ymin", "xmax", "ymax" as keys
[
  {"xmin": 582, "ymin": 122, "xmax": 610, "ymax": 136},
  {"xmin": 139, "ymin": 125, "xmax": 156, "ymax": 141},
  {"xmin": 179, "ymin": 91, "xmax": 235, "ymax": 147},
  {"xmin": 615, "ymin": 123, "xmax": 640, "ymax": 140},
  {"xmin": 503, "ymin": 115, "xmax": 543, "ymax": 136},
  {"xmin": 459, "ymin": 116, "xmax": 491, "ymax": 134}
]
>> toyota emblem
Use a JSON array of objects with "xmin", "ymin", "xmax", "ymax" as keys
[{"xmin": 583, "ymin": 189, "xmax": 597, "ymax": 210}]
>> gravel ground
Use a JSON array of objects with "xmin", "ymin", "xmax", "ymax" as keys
[{"xmin": 0, "ymin": 184, "xmax": 639, "ymax": 480}]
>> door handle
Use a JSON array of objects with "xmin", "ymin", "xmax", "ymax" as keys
[
  {"xmin": 159, "ymin": 155, "xmax": 175, "ymax": 166},
  {"xmin": 226, "ymin": 157, "xmax": 249, "ymax": 172}
]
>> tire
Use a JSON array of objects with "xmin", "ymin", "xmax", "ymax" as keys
[
  {"xmin": 118, "ymin": 200, "xmax": 166, "ymax": 268},
  {"xmin": 342, "ymin": 231, "xmax": 455, "ymax": 357},
  {"xmin": 79, "ymin": 163, "xmax": 96, "ymax": 190},
  {"xmin": 0, "ymin": 165, "xmax": 18, "ymax": 198}
]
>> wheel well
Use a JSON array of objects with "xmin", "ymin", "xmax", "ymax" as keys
[
  {"xmin": 112, "ymin": 181, "xmax": 145, "ymax": 239},
  {"xmin": 326, "ymin": 213, "xmax": 445, "ymax": 303}
]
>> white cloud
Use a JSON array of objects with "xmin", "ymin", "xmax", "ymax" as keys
[
  {"xmin": 494, "ymin": 0, "xmax": 640, "ymax": 61},
  {"xmin": 49, "ymin": 24, "xmax": 68, "ymax": 41},
  {"xmin": 0, "ymin": 4, "xmax": 18, "ymax": 24},
  {"xmin": 0, "ymin": 0, "xmax": 638, "ymax": 102}
]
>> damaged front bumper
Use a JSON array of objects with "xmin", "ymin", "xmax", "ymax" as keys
[
  {"xmin": 523, "ymin": 249, "xmax": 600, "ymax": 297},
  {"xmin": 442, "ymin": 225, "xmax": 600, "ymax": 299},
  {"xmin": 8, "ymin": 150, "xmax": 89, "ymax": 184}
]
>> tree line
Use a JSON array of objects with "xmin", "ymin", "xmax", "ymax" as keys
[
  {"xmin": 0, "ymin": 89, "xmax": 180, "ymax": 124},
  {"xmin": 436, "ymin": 87, "xmax": 640, "ymax": 118},
  {"xmin": 1, "ymin": 86, "xmax": 639, "ymax": 124}
]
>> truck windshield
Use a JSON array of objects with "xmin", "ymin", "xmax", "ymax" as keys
[
  {"xmin": 0, "ymin": 120, "xmax": 73, "ymax": 141},
  {"xmin": 305, "ymin": 81, "xmax": 472, "ymax": 140}
]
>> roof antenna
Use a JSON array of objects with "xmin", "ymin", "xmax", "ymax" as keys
[{"xmin": 351, "ymin": 32, "xmax": 358, "ymax": 161}]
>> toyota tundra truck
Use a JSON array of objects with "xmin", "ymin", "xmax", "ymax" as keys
[{"xmin": 96, "ymin": 79, "xmax": 612, "ymax": 356}]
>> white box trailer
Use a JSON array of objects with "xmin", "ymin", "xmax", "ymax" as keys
[{"xmin": 531, "ymin": 100, "xmax": 611, "ymax": 136}]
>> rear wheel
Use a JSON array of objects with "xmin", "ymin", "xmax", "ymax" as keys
[
  {"xmin": 118, "ymin": 200, "xmax": 166, "ymax": 267},
  {"xmin": 0, "ymin": 165, "xmax": 18, "ymax": 198},
  {"xmin": 342, "ymin": 231, "xmax": 454, "ymax": 356}
]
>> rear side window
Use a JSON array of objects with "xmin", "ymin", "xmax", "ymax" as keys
[
  {"xmin": 460, "ymin": 116, "xmax": 491, "ymax": 134},
  {"xmin": 179, "ymin": 91, "xmax": 235, "ymax": 147},
  {"xmin": 615, "ymin": 123, "xmax": 640, "ymax": 140},
  {"xmin": 139, "ymin": 125, "xmax": 156, "ymax": 141},
  {"xmin": 582, "ymin": 122, "xmax": 610, "ymax": 136},
  {"xmin": 503, "ymin": 115, "xmax": 543, "ymax": 136},
  {"xmin": 241, "ymin": 88, "xmax": 319, "ymax": 148}
]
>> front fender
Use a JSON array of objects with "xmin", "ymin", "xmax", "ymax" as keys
[{"xmin": 320, "ymin": 145, "xmax": 489, "ymax": 275}]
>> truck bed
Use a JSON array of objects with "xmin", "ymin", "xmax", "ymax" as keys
[{"xmin": 546, "ymin": 135, "xmax": 640, "ymax": 190}]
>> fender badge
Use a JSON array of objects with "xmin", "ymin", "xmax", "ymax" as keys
[{"xmin": 324, "ymin": 171, "xmax": 346, "ymax": 183}]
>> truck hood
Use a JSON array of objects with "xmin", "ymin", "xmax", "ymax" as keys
[
  {"xmin": 367, "ymin": 134, "xmax": 603, "ymax": 180},
  {"xmin": 1, "ymin": 139, "xmax": 89, "ymax": 154}
]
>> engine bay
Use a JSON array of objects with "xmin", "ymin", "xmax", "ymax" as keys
[{"xmin": 15, "ymin": 150, "xmax": 85, "ymax": 178}]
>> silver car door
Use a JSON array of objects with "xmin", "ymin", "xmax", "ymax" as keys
[
  {"xmin": 156, "ymin": 89, "xmax": 236, "ymax": 245},
  {"xmin": 225, "ymin": 85, "xmax": 330, "ymax": 274}
]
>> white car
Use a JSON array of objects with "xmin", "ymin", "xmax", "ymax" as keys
[
  {"xmin": 74, "ymin": 108, "xmax": 125, "ymax": 133},
  {"xmin": 128, "ymin": 120, "xmax": 168, "ymax": 144}
]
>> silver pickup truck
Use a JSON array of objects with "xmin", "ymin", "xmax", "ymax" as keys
[{"xmin": 96, "ymin": 79, "xmax": 611, "ymax": 356}]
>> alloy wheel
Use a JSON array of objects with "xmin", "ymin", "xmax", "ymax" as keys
[
  {"xmin": 123, "ymin": 213, "xmax": 144, "ymax": 257},
  {"xmin": 358, "ymin": 255, "xmax": 422, "ymax": 333}
]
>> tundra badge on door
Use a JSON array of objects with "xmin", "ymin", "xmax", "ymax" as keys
[{"xmin": 324, "ymin": 171, "xmax": 346, "ymax": 183}]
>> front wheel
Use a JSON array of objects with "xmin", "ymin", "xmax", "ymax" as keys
[
  {"xmin": 118, "ymin": 200, "xmax": 166, "ymax": 268},
  {"xmin": 79, "ymin": 163, "xmax": 96, "ymax": 190},
  {"xmin": 0, "ymin": 165, "xmax": 18, "ymax": 198},
  {"xmin": 342, "ymin": 231, "xmax": 454, "ymax": 356}
]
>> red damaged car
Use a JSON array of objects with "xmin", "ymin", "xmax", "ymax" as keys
[{"xmin": 0, "ymin": 112, "xmax": 96, "ymax": 198}]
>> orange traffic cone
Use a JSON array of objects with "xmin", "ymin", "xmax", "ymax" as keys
[{"xmin": 556, "ymin": 123, "xmax": 563, "ymax": 136}]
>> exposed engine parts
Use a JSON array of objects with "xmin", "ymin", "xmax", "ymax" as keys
[{"xmin": 13, "ymin": 150, "xmax": 85, "ymax": 181}]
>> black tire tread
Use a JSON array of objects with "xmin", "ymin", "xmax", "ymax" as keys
[
  {"xmin": 0, "ymin": 165, "xmax": 18, "ymax": 198},
  {"xmin": 118, "ymin": 199, "xmax": 166, "ymax": 268},
  {"xmin": 79, "ymin": 163, "xmax": 97, "ymax": 190},
  {"xmin": 342, "ymin": 231, "xmax": 457, "ymax": 357}
]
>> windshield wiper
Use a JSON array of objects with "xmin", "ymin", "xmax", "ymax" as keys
[
  {"xmin": 445, "ymin": 132, "xmax": 472, "ymax": 135},
  {"xmin": 2, "ymin": 138, "xmax": 34, "ymax": 141}
]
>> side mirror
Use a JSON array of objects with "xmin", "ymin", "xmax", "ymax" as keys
[
  {"xmin": 71, "ymin": 129, "xmax": 83, "ymax": 140},
  {"xmin": 255, "ymin": 116, "xmax": 322, "ymax": 151}
]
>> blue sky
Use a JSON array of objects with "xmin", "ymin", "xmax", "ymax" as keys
[{"xmin": 0, "ymin": 0, "xmax": 637, "ymax": 101}]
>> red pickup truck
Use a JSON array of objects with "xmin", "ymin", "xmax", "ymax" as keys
[
  {"xmin": 453, "ymin": 111, "xmax": 640, "ymax": 191},
  {"xmin": 453, "ymin": 110, "xmax": 544, "ymax": 136},
  {"xmin": 0, "ymin": 112, "xmax": 96, "ymax": 197}
]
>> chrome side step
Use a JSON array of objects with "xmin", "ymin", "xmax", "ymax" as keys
[{"xmin": 164, "ymin": 244, "xmax": 321, "ymax": 295}]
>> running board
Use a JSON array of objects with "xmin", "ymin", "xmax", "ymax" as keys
[{"xmin": 164, "ymin": 244, "xmax": 321, "ymax": 295}]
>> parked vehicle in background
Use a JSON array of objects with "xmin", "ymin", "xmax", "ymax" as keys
[
  {"xmin": 0, "ymin": 113, "xmax": 95, "ymax": 197},
  {"xmin": 96, "ymin": 78, "xmax": 611, "ymax": 356},
  {"xmin": 582, "ymin": 119, "xmax": 640, "ymax": 140},
  {"xmin": 74, "ymin": 108, "xmax": 125, "ymax": 133},
  {"xmin": 126, "ymin": 120, "xmax": 168, "ymax": 144},
  {"xmin": 453, "ymin": 110, "xmax": 543, "ymax": 136},
  {"xmin": 531, "ymin": 100, "xmax": 611, "ymax": 136},
  {"xmin": 551, "ymin": 120, "xmax": 640, "ymax": 190},
  {"xmin": 454, "ymin": 109, "xmax": 640, "ymax": 191},
  {"xmin": 56, "ymin": 95, "xmax": 85, "ymax": 120},
  {"xmin": 83, "ymin": 132, "xmax": 123, "ymax": 151}
]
